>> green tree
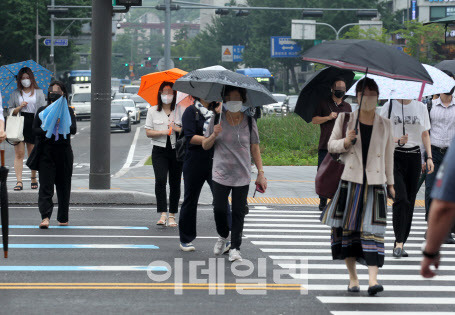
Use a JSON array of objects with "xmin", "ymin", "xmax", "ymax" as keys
[
  {"xmin": 342, "ymin": 25, "xmax": 391, "ymax": 44},
  {"xmin": 394, "ymin": 21, "xmax": 444, "ymax": 64}
]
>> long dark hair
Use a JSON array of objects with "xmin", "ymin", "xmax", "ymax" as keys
[
  {"xmin": 47, "ymin": 80, "xmax": 69, "ymax": 105},
  {"xmin": 157, "ymin": 81, "xmax": 176, "ymax": 112},
  {"xmin": 17, "ymin": 67, "xmax": 40, "ymax": 95},
  {"xmin": 222, "ymin": 85, "xmax": 247, "ymax": 103}
]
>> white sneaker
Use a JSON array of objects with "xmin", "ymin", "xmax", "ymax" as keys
[
  {"xmin": 229, "ymin": 249, "xmax": 242, "ymax": 262},
  {"xmin": 180, "ymin": 242, "xmax": 195, "ymax": 252},
  {"xmin": 214, "ymin": 236, "xmax": 230, "ymax": 255}
]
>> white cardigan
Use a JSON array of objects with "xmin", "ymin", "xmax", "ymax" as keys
[
  {"xmin": 144, "ymin": 106, "xmax": 176, "ymax": 149},
  {"xmin": 328, "ymin": 111, "xmax": 395, "ymax": 186}
]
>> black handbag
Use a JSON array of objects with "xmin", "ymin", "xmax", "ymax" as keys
[
  {"xmin": 26, "ymin": 139, "xmax": 42, "ymax": 171},
  {"xmin": 176, "ymin": 106, "xmax": 200, "ymax": 162}
]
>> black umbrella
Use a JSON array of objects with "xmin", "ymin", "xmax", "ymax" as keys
[
  {"xmin": 302, "ymin": 39, "xmax": 433, "ymax": 142},
  {"xmin": 295, "ymin": 67, "xmax": 355, "ymax": 123},
  {"xmin": 0, "ymin": 149, "xmax": 8, "ymax": 258},
  {"xmin": 434, "ymin": 60, "xmax": 455, "ymax": 75}
]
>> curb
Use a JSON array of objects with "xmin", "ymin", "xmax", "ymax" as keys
[{"xmin": 7, "ymin": 190, "xmax": 156, "ymax": 205}]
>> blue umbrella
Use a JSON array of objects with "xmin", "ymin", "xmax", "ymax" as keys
[
  {"xmin": 38, "ymin": 96, "xmax": 72, "ymax": 140},
  {"xmin": 0, "ymin": 60, "xmax": 53, "ymax": 107}
]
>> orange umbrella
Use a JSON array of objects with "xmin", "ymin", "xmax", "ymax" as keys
[{"xmin": 138, "ymin": 68, "xmax": 188, "ymax": 106}]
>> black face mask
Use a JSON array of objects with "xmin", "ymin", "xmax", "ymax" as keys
[
  {"xmin": 48, "ymin": 93, "xmax": 62, "ymax": 103},
  {"xmin": 333, "ymin": 90, "xmax": 345, "ymax": 98}
]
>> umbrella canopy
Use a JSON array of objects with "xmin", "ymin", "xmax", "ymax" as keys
[
  {"xmin": 302, "ymin": 39, "xmax": 433, "ymax": 84},
  {"xmin": 138, "ymin": 68, "xmax": 188, "ymax": 106},
  {"xmin": 434, "ymin": 60, "xmax": 455, "ymax": 75},
  {"xmin": 38, "ymin": 96, "xmax": 72, "ymax": 140},
  {"xmin": 295, "ymin": 67, "xmax": 355, "ymax": 123},
  {"xmin": 173, "ymin": 69, "xmax": 276, "ymax": 107},
  {"xmin": 0, "ymin": 149, "xmax": 8, "ymax": 258},
  {"xmin": 347, "ymin": 64, "xmax": 455, "ymax": 100},
  {"xmin": 0, "ymin": 60, "xmax": 53, "ymax": 106}
]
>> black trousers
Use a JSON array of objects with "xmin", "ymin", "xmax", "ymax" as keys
[
  {"xmin": 318, "ymin": 149, "xmax": 328, "ymax": 207},
  {"xmin": 393, "ymin": 149, "xmax": 421, "ymax": 244},
  {"xmin": 425, "ymin": 147, "xmax": 446, "ymax": 221},
  {"xmin": 178, "ymin": 150, "xmax": 232, "ymax": 243},
  {"xmin": 213, "ymin": 181, "xmax": 249, "ymax": 250},
  {"xmin": 152, "ymin": 146, "xmax": 183, "ymax": 213},
  {"xmin": 38, "ymin": 143, "xmax": 73, "ymax": 223}
]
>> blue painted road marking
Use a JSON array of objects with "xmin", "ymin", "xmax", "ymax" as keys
[
  {"xmin": 0, "ymin": 244, "xmax": 159, "ymax": 249},
  {"xmin": 0, "ymin": 266, "xmax": 168, "ymax": 271},
  {"xmin": 0, "ymin": 225, "xmax": 149, "ymax": 230}
]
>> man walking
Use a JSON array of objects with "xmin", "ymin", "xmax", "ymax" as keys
[{"xmin": 312, "ymin": 77, "xmax": 352, "ymax": 211}]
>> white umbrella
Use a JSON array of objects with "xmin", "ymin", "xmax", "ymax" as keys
[{"xmin": 347, "ymin": 64, "xmax": 455, "ymax": 100}]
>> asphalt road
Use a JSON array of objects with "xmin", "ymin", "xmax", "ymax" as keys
[
  {"xmin": 3, "ymin": 119, "xmax": 145, "ymax": 187},
  {"xmin": 0, "ymin": 205, "xmax": 453, "ymax": 314}
]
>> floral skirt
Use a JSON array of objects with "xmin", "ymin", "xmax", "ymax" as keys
[{"xmin": 320, "ymin": 180, "xmax": 388, "ymax": 267}]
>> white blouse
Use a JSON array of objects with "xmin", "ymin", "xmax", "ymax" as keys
[{"xmin": 144, "ymin": 106, "xmax": 177, "ymax": 149}]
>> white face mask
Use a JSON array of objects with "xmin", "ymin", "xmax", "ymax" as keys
[
  {"xmin": 225, "ymin": 101, "xmax": 243, "ymax": 113},
  {"xmin": 161, "ymin": 94, "xmax": 173, "ymax": 104},
  {"xmin": 358, "ymin": 95, "xmax": 378, "ymax": 111},
  {"xmin": 21, "ymin": 79, "xmax": 31, "ymax": 88}
]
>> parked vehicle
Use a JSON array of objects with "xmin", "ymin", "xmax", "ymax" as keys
[
  {"xmin": 110, "ymin": 104, "xmax": 131, "ymax": 133},
  {"xmin": 283, "ymin": 95, "xmax": 298, "ymax": 113},
  {"xmin": 112, "ymin": 99, "xmax": 140, "ymax": 124},
  {"xmin": 71, "ymin": 83, "xmax": 91, "ymax": 120},
  {"xmin": 120, "ymin": 85, "xmax": 140, "ymax": 94}
]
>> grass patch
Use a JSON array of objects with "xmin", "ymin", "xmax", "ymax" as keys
[{"xmin": 257, "ymin": 114, "xmax": 319, "ymax": 166}]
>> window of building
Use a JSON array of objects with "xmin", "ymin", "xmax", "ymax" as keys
[{"xmin": 431, "ymin": 7, "xmax": 447, "ymax": 21}]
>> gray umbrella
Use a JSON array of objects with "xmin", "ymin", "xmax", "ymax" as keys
[{"xmin": 173, "ymin": 69, "xmax": 277, "ymax": 107}]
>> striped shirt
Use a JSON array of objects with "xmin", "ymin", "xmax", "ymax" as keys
[{"xmin": 430, "ymin": 97, "xmax": 455, "ymax": 149}]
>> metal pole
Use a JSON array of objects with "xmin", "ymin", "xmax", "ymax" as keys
[
  {"xmin": 36, "ymin": 1, "xmax": 39, "ymax": 63},
  {"xmin": 164, "ymin": 0, "xmax": 172, "ymax": 70},
  {"xmin": 336, "ymin": 23, "xmax": 360, "ymax": 40},
  {"xmin": 90, "ymin": 0, "xmax": 112, "ymax": 189},
  {"xmin": 50, "ymin": 0, "xmax": 55, "ymax": 74}
]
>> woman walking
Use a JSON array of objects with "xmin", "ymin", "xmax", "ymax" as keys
[
  {"xmin": 178, "ymin": 98, "xmax": 226, "ymax": 251},
  {"xmin": 8, "ymin": 67, "xmax": 46, "ymax": 191},
  {"xmin": 321, "ymin": 78, "xmax": 395, "ymax": 295},
  {"xmin": 145, "ymin": 82, "xmax": 182, "ymax": 227},
  {"xmin": 379, "ymin": 98, "xmax": 433, "ymax": 257},
  {"xmin": 203, "ymin": 86, "xmax": 267, "ymax": 262},
  {"xmin": 33, "ymin": 81, "xmax": 77, "ymax": 229}
]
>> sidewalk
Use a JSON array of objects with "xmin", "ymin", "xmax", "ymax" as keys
[{"xmin": 8, "ymin": 164, "xmax": 424, "ymax": 206}]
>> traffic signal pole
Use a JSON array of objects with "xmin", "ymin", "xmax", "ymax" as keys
[
  {"xmin": 164, "ymin": 0, "xmax": 172, "ymax": 70},
  {"xmin": 89, "ymin": 0, "xmax": 112, "ymax": 189}
]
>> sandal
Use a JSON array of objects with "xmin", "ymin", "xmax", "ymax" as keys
[
  {"xmin": 156, "ymin": 214, "xmax": 167, "ymax": 226},
  {"xmin": 31, "ymin": 177, "xmax": 38, "ymax": 190},
  {"xmin": 14, "ymin": 182, "xmax": 23, "ymax": 191},
  {"xmin": 168, "ymin": 215, "xmax": 178, "ymax": 227}
]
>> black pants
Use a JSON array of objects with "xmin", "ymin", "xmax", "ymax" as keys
[
  {"xmin": 318, "ymin": 149, "xmax": 328, "ymax": 208},
  {"xmin": 38, "ymin": 143, "xmax": 73, "ymax": 223},
  {"xmin": 425, "ymin": 146, "xmax": 446, "ymax": 221},
  {"xmin": 152, "ymin": 146, "xmax": 183, "ymax": 213},
  {"xmin": 179, "ymin": 150, "xmax": 231, "ymax": 243},
  {"xmin": 213, "ymin": 181, "xmax": 249, "ymax": 250},
  {"xmin": 393, "ymin": 148, "xmax": 421, "ymax": 244}
]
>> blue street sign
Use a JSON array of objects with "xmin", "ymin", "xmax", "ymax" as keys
[
  {"xmin": 233, "ymin": 45, "xmax": 244, "ymax": 62},
  {"xmin": 43, "ymin": 39, "xmax": 69, "ymax": 47},
  {"xmin": 270, "ymin": 36, "xmax": 301, "ymax": 58}
]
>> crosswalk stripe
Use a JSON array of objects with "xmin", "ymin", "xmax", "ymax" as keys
[
  {"xmin": 247, "ymin": 213, "xmax": 426, "ymax": 218},
  {"xmin": 243, "ymin": 228, "xmax": 426, "ymax": 235},
  {"xmin": 251, "ymin": 241, "xmax": 453, "ymax": 248},
  {"xmin": 308, "ymin": 284, "xmax": 455, "ymax": 292},
  {"xmin": 291, "ymin": 274, "xmax": 455, "ymax": 281},
  {"xmin": 331, "ymin": 312, "xmax": 455, "ymax": 315},
  {"xmin": 244, "ymin": 223, "xmax": 429, "ymax": 230},
  {"xmin": 260, "ymin": 248, "xmax": 455, "ymax": 255},
  {"xmin": 0, "ymin": 266, "xmax": 168, "ymax": 271},
  {"xmin": 0, "ymin": 225, "xmax": 149, "ymax": 230},
  {"xmin": 318, "ymin": 296, "xmax": 455, "ymax": 304},
  {"xmin": 278, "ymin": 263, "xmax": 455, "ymax": 271},
  {"xmin": 244, "ymin": 218, "xmax": 428, "ymax": 225},
  {"xmin": 246, "ymin": 235, "xmax": 425, "ymax": 241},
  {"xmin": 0, "ymin": 244, "xmax": 159, "ymax": 249}
]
